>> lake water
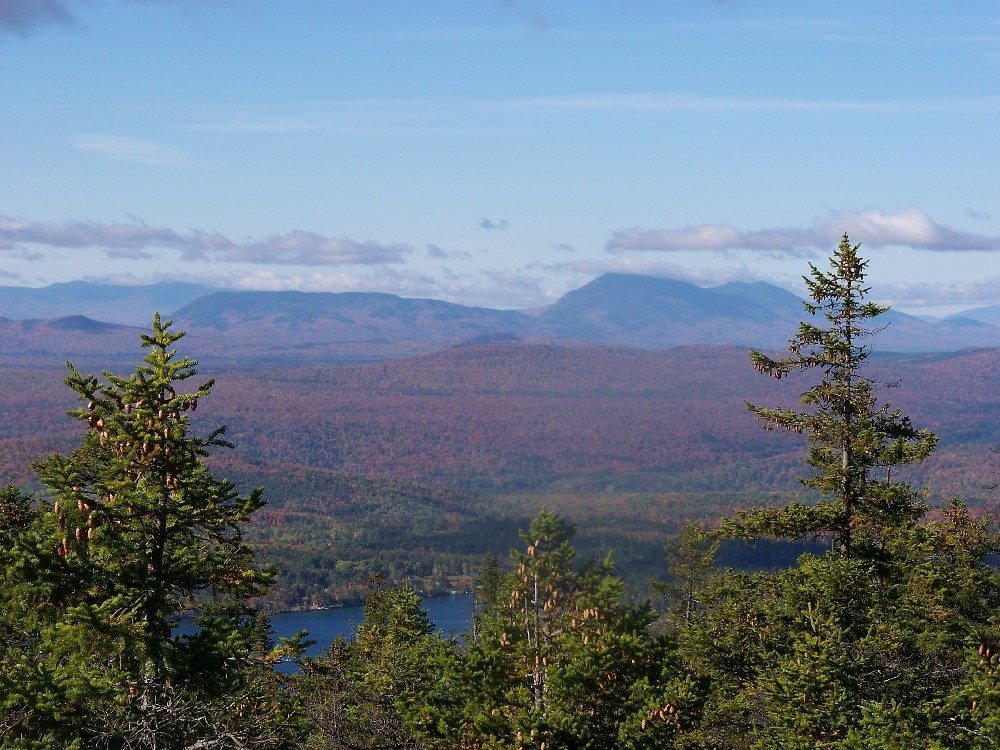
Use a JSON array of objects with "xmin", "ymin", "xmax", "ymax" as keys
[
  {"xmin": 178, "ymin": 593, "xmax": 474, "ymax": 665},
  {"xmin": 271, "ymin": 593, "xmax": 474, "ymax": 659}
]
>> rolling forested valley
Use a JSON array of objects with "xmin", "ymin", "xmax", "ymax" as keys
[{"xmin": 4, "ymin": 239, "xmax": 1000, "ymax": 747}]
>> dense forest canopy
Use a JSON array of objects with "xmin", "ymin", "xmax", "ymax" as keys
[{"xmin": 2, "ymin": 236, "xmax": 1000, "ymax": 748}]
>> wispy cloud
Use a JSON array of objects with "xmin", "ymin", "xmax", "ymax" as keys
[
  {"xmin": 165, "ymin": 90, "xmax": 963, "ymax": 141},
  {"xmin": 72, "ymin": 135, "xmax": 196, "ymax": 166},
  {"xmin": 478, "ymin": 217, "xmax": 510, "ymax": 230},
  {"xmin": 967, "ymin": 207, "xmax": 993, "ymax": 223},
  {"xmin": 428, "ymin": 267, "xmax": 556, "ymax": 309},
  {"xmin": 188, "ymin": 232, "xmax": 409, "ymax": 266},
  {"xmin": 181, "ymin": 97, "xmax": 515, "ymax": 137},
  {"xmin": 195, "ymin": 265, "xmax": 439, "ymax": 295},
  {"xmin": 879, "ymin": 278, "xmax": 1000, "ymax": 310},
  {"xmin": 557, "ymin": 256, "xmax": 761, "ymax": 287},
  {"xmin": 0, "ymin": 215, "xmax": 208, "ymax": 251},
  {"xmin": 501, "ymin": 93, "xmax": 916, "ymax": 114},
  {"xmin": 0, "ymin": 215, "xmax": 411, "ymax": 266},
  {"xmin": 494, "ymin": 0, "xmax": 555, "ymax": 32},
  {"xmin": 606, "ymin": 208, "xmax": 1000, "ymax": 254},
  {"xmin": 0, "ymin": 0, "xmax": 74, "ymax": 37}
]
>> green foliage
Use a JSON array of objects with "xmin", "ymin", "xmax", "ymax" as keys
[
  {"xmin": 471, "ymin": 552, "xmax": 506, "ymax": 644},
  {"xmin": 740, "ymin": 234, "xmax": 937, "ymax": 559},
  {"xmin": 452, "ymin": 510, "xmax": 697, "ymax": 750},
  {"xmin": 674, "ymin": 237, "xmax": 1000, "ymax": 748},
  {"xmin": 676, "ymin": 521, "xmax": 1000, "ymax": 747},
  {"xmin": 297, "ymin": 584, "xmax": 463, "ymax": 749},
  {"xmin": 5, "ymin": 315, "xmax": 297, "ymax": 748},
  {"xmin": 654, "ymin": 521, "xmax": 721, "ymax": 631},
  {"xmin": 295, "ymin": 511, "xmax": 701, "ymax": 750},
  {"xmin": 0, "ymin": 486, "xmax": 76, "ymax": 748}
]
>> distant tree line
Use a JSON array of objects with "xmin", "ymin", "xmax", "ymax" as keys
[{"xmin": 3, "ymin": 236, "xmax": 1000, "ymax": 748}]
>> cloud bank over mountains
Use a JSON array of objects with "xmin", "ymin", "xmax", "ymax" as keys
[
  {"xmin": 7, "ymin": 207, "xmax": 997, "ymax": 263},
  {"xmin": 3, "ymin": 207, "xmax": 1000, "ymax": 313},
  {"xmin": 606, "ymin": 208, "xmax": 1000, "ymax": 254}
]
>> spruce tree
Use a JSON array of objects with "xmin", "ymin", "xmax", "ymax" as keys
[
  {"xmin": 0, "ymin": 485, "xmax": 70, "ymax": 745},
  {"xmin": 457, "ymin": 511, "xmax": 696, "ymax": 750},
  {"xmin": 470, "ymin": 552, "xmax": 504, "ymax": 646},
  {"xmin": 654, "ymin": 521, "xmax": 720, "ymax": 631},
  {"xmin": 736, "ymin": 233, "xmax": 937, "ymax": 560},
  {"xmin": 297, "ymin": 585, "xmax": 464, "ymax": 749},
  {"xmin": 25, "ymin": 314, "xmax": 290, "ymax": 748},
  {"xmin": 675, "ymin": 236, "xmax": 1000, "ymax": 748}
]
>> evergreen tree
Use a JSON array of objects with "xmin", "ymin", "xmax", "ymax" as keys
[
  {"xmin": 14, "ymin": 315, "xmax": 296, "ymax": 748},
  {"xmin": 654, "ymin": 521, "xmax": 720, "ymax": 631},
  {"xmin": 735, "ymin": 233, "xmax": 937, "ymax": 560},
  {"xmin": 471, "ymin": 552, "xmax": 504, "ymax": 645},
  {"xmin": 457, "ymin": 511, "xmax": 697, "ymax": 750},
  {"xmin": 676, "ymin": 236, "xmax": 1000, "ymax": 748},
  {"xmin": 297, "ymin": 585, "xmax": 462, "ymax": 750},
  {"xmin": 0, "ymin": 485, "xmax": 73, "ymax": 746}
]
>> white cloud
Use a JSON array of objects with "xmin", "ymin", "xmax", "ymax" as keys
[
  {"xmin": 606, "ymin": 208, "xmax": 1000, "ymax": 254},
  {"xmin": 878, "ymin": 278, "xmax": 1000, "ymax": 310},
  {"xmin": 558, "ymin": 256, "xmax": 761, "ymax": 287},
  {"xmin": 209, "ymin": 232, "xmax": 408, "ymax": 266},
  {"xmin": 71, "ymin": 135, "xmax": 196, "ymax": 166},
  {"xmin": 0, "ymin": 215, "xmax": 411, "ymax": 266},
  {"xmin": 609, "ymin": 224, "xmax": 743, "ymax": 251}
]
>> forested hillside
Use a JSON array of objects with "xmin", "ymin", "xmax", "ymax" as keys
[
  {"xmin": 8, "ymin": 342, "xmax": 1000, "ymax": 496},
  {"xmin": 2, "ymin": 336, "xmax": 1000, "ymax": 608}
]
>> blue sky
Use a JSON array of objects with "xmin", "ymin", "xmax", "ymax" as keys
[{"xmin": 2, "ymin": 0, "xmax": 1000, "ymax": 316}]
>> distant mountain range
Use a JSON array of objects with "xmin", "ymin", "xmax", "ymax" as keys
[
  {"xmin": 0, "ymin": 281, "xmax": 214, "ymax": 325},
  {"xmin": 1, "ymin": 274, "xmax": 999, "ymax": 362}
]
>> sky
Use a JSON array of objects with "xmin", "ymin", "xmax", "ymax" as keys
[{"xmin": 3, "ymin": 0, "xmax": 1000, "ymax": 317}]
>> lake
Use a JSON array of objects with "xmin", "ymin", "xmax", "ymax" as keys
[
  {"xmin": 270, "ymin": 593, "xmax": 474, "ymax": 658},
  {"xmin": 178, "ymin": 593, "xmax": 474, "ymax": 666}
]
